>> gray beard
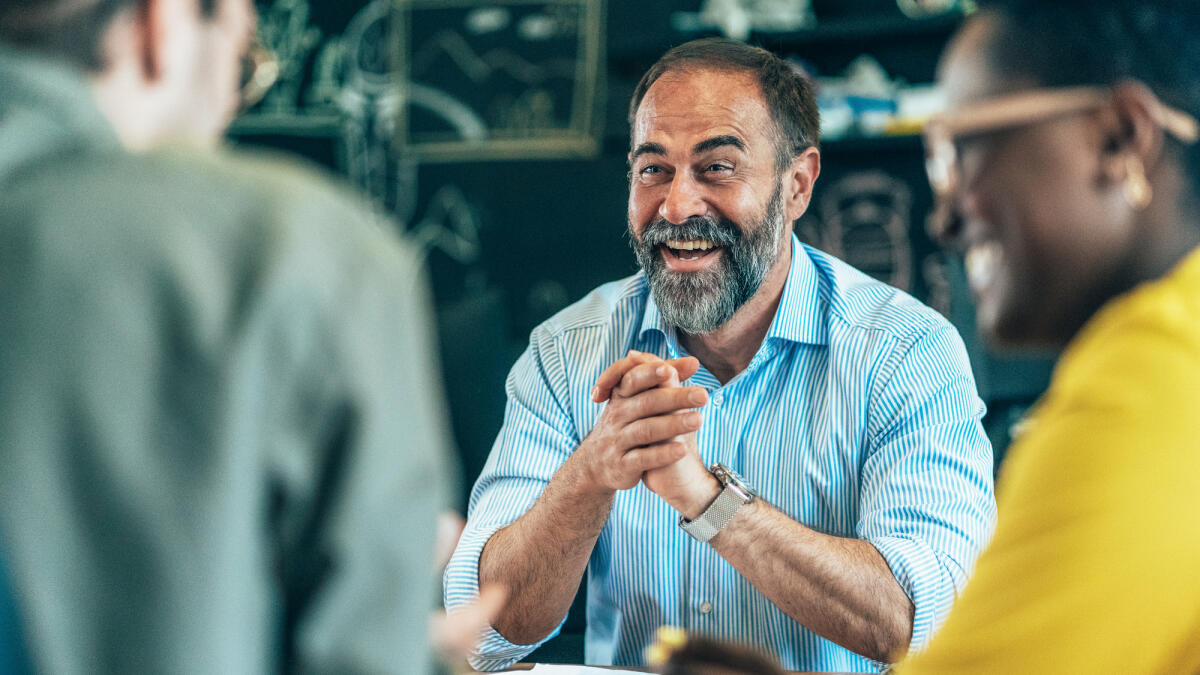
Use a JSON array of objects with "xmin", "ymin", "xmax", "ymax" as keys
[{"xmin": 629, "ymin": 185, "xmax": 786, "ymax": 335}]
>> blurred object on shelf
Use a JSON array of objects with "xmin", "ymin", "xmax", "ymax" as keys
[
  {"xmin": 816, "ymin": 54, "xmax": 895, "ymax": 139},
  {"xmin": 887, "ymin": 84, "xmax": 943, "ymax": 134},
  {"xmin": 671, "ymin": 0, "xmax": 814, "ymax": 41},
  {"xmin": 814, "ymin": 54, "xmax": 944, "ymax": 140},
  {"xmin": 896, "ymin": 0, "xmax": 970, "ymax": 19}
]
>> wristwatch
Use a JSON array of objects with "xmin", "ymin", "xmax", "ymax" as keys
[{"xmin": 679, "ymin": 463, "xmax": 757, "ymax": 543}]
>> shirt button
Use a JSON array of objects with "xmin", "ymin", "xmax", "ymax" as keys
[
  {"xmin": 698, "ymin": 601, "xmax": 713, "ymax": 614},
  {"xmin": 712, "ymin": 392, "xmax": 723, "ymax": 406}
]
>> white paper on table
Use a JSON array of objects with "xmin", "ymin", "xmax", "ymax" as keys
[{"xmin": 494, "ymin": 665, "xmax": 645, "ymax": 675}]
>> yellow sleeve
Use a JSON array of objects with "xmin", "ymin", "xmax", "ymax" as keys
[{"xmin": 895, "ymin": 297, "xmax": 1200, "ymax": 674}]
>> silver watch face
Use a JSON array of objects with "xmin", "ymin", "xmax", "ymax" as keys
[{"xmin": 711, "ymin": 463, "xmax": 757, "ymax": 498}]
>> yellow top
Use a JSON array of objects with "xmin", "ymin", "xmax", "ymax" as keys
[{"xmin": 896, "ymin": 246, "xmax": 1200, "ymax": 674}]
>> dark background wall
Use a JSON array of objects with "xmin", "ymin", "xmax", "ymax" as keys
[{"xmin": 234, "ymin": 0, "xmax": 1054, "ymax": 662}]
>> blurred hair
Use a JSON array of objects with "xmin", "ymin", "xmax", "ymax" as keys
[
  {"xmin": 656, "ymin": 635, "xmax": 786, "ymax": 675},
  {"xmin": 0, "ymin": 0, "xmax": 219, "ymax": 71},
  {"xmin": 980, "ymin": 0, "xmax": 1200, "ymax": 203},
  {"xmin": 629, "ymin": 37, "xmax": 820, "ymax": 172}
]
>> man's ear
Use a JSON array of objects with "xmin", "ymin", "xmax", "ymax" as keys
[
  {"xmin": 1099, "ymin": 81, "xmax": 1167, "ymax": 185},
  {"xmin": 134, "ymin": 0, "xmax": 169, "ymax": 82},
  {"xmin": 783, "ymin": 147, "xmax": 821, "ymax": 222}
]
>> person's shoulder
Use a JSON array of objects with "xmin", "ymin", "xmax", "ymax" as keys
[
  {"xmin": 1054, "ymin": 251, "xmax": 1200, "ymax": 404},
  {"xmin": 29, "ymin": 143, "xmax": 390, "ymax": 247},
  {"xmin": 533, "ymin": 272, "xmax": 649, "ymax": 342},
  {"xmin": 22, "ymin": 144, "xmax": 419, "ymax": 312},
  {"xmin": 161, "ymin": 145, "xmax": 387, "ymax": 229},
  {"xmin": 177, "ymin": 146, "xmax": 363, "ymax": 207},
  {"xmin": 148, "ymin": 146, "xmax": 414, "ymax": 275},
  {"xmin": 802, "ymin": 243, "xmax": 951, "ymax": 343}
]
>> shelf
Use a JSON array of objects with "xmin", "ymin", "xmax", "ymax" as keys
[
  {"xmin": 752, "ymin": 12, "xmax": 963, "ymax": 49},
  {"xmin": 610, "ymin": 12, "xmax": 963, "ymax": 81},
  {"xmin": 601, "ymin": 131, "xmax": 923, "ymax": 157},
  {"xmin": 820, "ymin": 133, "xmax": 924, "ymax": 153}
]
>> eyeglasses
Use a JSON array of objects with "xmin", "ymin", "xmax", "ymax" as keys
[
  {"xmin": 239, "ymin": 39, "xmax": 279, "ymax": 110},
  {"xmin": 922, "ymin": 86, "xmax": 1200, "ymax": 238}
]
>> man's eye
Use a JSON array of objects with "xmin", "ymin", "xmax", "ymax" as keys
[
  {"xmin": 706, "ymin": 163, "xmax": 732, "ymax": 173},
  {"xmin": 639, "ymin": 166, "xmax": 662, "ymax": 177}
]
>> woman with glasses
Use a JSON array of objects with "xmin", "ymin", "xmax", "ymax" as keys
[{"xmin": 896, "ymin": 0, "xmax": 1200, "ymax": 672}]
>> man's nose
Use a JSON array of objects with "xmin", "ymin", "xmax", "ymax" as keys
[{"xmin": 659, "ymin": 173, "xmax": 707, "ymax": 225}]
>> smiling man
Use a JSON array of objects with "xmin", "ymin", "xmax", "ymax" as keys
[{"xmin": 445, "ymin": 38, "xmax": 996, "ymax": 672}]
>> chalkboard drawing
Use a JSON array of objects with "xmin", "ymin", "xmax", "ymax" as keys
[
  {"xmin": 527, "ymin": 279, "xmax": 571, "ymax": 323},
  {"xmin": 257, "ymin": 0, "xmax": 322, "ymax": 114},
  {"xmin": 409, "ymin": 184, "xmax": 483, "ymax": 266},
  {"xmin": 922, "ymin": 252, "xmax": 952, "ymax": 317},
  {"xmin": 395, "ymin": 0, "xmax": 605, "ymax": 161},
  {"xmin": 337, "ymin": 0, "xmax": 404, "ymax": 207},
  {"xmin": 306, "ymin": 39, "xmax": 345, "ymax": 109},
  {"xmin": 817, "ymin": 172, "xmax": 914, "ymax": 292}
]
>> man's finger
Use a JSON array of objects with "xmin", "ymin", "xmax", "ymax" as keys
[
  {"xmin": 622, "ymin": 411, "xmax": 702, "ymax": 448},
  {"xmin": 613, "ymin": 361, "xmax": 681, "ymax": 399},
  {"xmin": 616, "ymin": 385, "xmax": 707, "ymax": 422},
  {"xmin": 591, "ymin": 350, "xmax": 658, "ymax": 402},
  {"xmin": 620, "ymin": 441, "xmax": 688, "ymax": 474},
  {"xmin": 593, "ymin": 354, "xmax": 705, "ymax": 404},
  {"xmin": 667, "ymin": 356, "xmax": 701, "ymax": 382}
]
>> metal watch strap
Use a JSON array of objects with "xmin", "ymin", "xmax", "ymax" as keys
[
  {"xmin": 679, "ymin": 464, "xmax": 756, "ymax": 543},
  {"xmin": 679, "ymin": 485, "xmax": 749, "ymax": 542}
]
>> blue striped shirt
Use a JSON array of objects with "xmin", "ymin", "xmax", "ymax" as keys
[{"xmin": 446, "ymin": 235, "xmax": 996, "ymax": 672}]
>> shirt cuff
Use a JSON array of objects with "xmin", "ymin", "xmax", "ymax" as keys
[
  {"xmin": 870, "ymin": 535, "xmax": 966, "ymax": 655},
  {"xmin": 443, "ymin": 523, "xmax": 566, "ymax": 671}
]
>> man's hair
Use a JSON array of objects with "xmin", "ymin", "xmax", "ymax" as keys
[
  {"xmin": 980, "ymin": 0, "xmax": 1200, "ymax": 200},
  {"xmin": 0, "ymin": 0, "xmax": 219, "ymax": 71},
  {"xmin": 656, "ymin": 635, "xmax": 786, "ymax": 675},
  {"xmin": 629, "ymin": 38, "xmax": 820, "ymax": 172}
]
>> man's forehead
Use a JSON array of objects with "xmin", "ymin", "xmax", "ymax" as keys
[{"xmin": 632, "ymin": 68, "xmax": 772, "ymax": 147}]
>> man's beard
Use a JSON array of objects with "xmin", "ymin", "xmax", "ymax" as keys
[{"xmin": 629, "ymin": 184, "xmax": 786, "ymax": 335}]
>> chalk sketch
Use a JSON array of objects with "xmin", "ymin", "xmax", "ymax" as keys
[
  {"xmin": 395, "ymin": 0, "xmax": 605, "ymax": 161},
  {"xmin": 409, "ymin": 184, "xmax": 483, "ymax": 265},
  {"xmin": 921, "ymin": 252, "xmax": 952, "ymax": 317},
  {"xmin": 813, "ymin": 172, "xmax": 915, "ymax": 292}
]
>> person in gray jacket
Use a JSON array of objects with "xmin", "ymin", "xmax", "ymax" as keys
[{"xmin": 0, "ymin": 0, "xmax": 457, "ymax": 671}]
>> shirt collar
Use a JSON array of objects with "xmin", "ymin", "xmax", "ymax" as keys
[
  {"xmin": 0, "ymin": 44, "xmax": 121, "ymax": 159},
  {"xmin": 639, "ymin": 233, "xmax": 829, "ymax": 348}
]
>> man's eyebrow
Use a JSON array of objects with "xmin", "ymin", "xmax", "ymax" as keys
[
  {"xmin": 630, "ymin": 142, "xmax": 667, "ymax": 161},
  {"xmin": 693, "ymin": 135, "xmax": 746, "ymax": 154}
]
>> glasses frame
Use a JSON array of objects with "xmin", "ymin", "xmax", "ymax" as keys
[
  {"xmin": 239, "ymin": 40, "xmax": 280, "ymax": 111},
  {"xmin": 922, "ymin": 85, "xmax": 1200, "ymax": 240}
]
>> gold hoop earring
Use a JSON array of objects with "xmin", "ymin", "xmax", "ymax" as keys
[{"xmin": 1124, "ymin": 155, "xmax": 1153, "ymax": 210}]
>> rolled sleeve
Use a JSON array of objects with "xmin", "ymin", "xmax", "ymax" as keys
[
  {"xmin": 860, "ymin": 325, "xmax": 997, "ymax": 652},
  {"xmin": 444, "ymin": 519, "xmax": 560, "ymax": 671},
  {"xmin": 870, "ymin": 535, "xmax": 965, "ymax": 651},
  {"xmin": 443, "ymin": 328, "xmax": 580, "ymax": 670}
]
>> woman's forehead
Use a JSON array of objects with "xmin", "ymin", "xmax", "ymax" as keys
[{"xmin": 939, "ymin": 14, "xmax": 1041, "ymax": 112}]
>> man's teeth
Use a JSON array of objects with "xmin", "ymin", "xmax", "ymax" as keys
[
  {"xmin": 965, "ymin": 243, "xmax": 1001, "ymax": 291},
  {"xmin": 666, "ymin": 239, "xmax": 717, "ymax": 251}
]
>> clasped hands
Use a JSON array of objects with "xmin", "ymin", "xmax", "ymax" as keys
[{"xmin": 578, "ymin": 350, "xmax": 721, "ymax": 520}]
